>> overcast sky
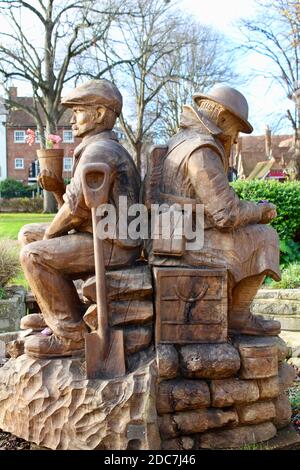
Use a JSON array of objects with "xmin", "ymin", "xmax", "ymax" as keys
[
  {"xmin": 1, "ymin": 0, "xmax": 293, "ymax": 136},
  {"xmin": 179, "ymin": 0, "xmax": 292, "ymax": 135}
]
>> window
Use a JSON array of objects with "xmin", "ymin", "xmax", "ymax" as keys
[
  {"xmin": 63, "ymin": 157, "xmax": 73, "ymax": 172},
  {"xmin": 63, "ymin": 130, "xmax": 74, "ymax": 143},
  {"xmin": 35, "ymin": 130, "xmax": 40, "ymax": 144},
  {"xmin": 14, "ymin": 130, "xmax": 26, "ymax": 143},
  {"xmin": 15, "ymin": 158, "xmax": 24, "ymax": 169}
]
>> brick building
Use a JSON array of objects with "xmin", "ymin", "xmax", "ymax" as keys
[
  {"xmin": 233, "ymin": 128, "xmax": 294, "ymax": 179},
  {"xmin": 0, "ymin": 88, "xmax": 294, "ymax": 184},
  {"xmin": 0, "ymin": 87, "xmax": 125, "ymax": 184}
]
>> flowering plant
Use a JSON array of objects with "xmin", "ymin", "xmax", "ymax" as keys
[
  {"xmin": 26, "ymin": 129, "xmax": 62, "ymax": 149},
  {"xmin": 46, "ymin": 134, "xmax": 62, "ymax": 149}
]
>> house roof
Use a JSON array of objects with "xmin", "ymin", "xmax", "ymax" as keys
[
  {"xmin": 6, "ymin": 96, "xmax": 72, "ymax": 127},
  {"xmin": 237, "ymin": 134, "xmax": 293, "ymax": 177}
]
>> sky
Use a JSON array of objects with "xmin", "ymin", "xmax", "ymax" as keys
[
  {"xmin": 179, "ymin": 0, "xmax": 293, "ymax": 135},
  {"xmin": 0, "ymin": 0, "xmax": 294, "ymax": 136}
]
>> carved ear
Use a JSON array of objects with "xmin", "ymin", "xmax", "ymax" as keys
[{"xmin": 95, "ymin": 106, "xmax": 106, "ymax": 124}]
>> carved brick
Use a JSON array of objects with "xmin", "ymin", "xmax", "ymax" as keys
[
  {"xmin": 210, "ymin": 378, "xmax": 259, "ymax": 407},
  {"xmin": 157, "ymin": 344, "xmax": 179, "ymax": 379},
  {"xmin": 257, "ymin": 376, "xmax": 280, "ymax": 400},
  {"xmin": 234, "ymin": 337, "xmax": 278, "ymax": 379},
  {"xmin": 157, "ymin": 379, "xmax": 210, "ymax": 414},
  {"xmin": 159, "ymin": 408, "xmax": 238, "ymax": 439},
  {"xmin": 179, "ymin": 343, "xmax": 240, "ymax": 379},
  {"xmin": 273, "ymin": 393, "xmax": 292, "ymax": 430},
  {"xmin": 199, "ymin": 422, "xmax": 277, "ymax": 449},
  {"xmin": 237, "ymin": 401, "xmax": 276, "ymax": 425}
]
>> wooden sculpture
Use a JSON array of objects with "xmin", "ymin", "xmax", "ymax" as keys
[
  {"xmin": 81, "ymin": 162, "xmax": 125, "ymax": 379},
  {"xmin": 0, "ymin": 82, "xmax": 298, "ymax": 451}
]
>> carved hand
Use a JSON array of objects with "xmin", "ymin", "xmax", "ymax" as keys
[
  {"xmin": 37, "ymin": 169, "xmax": 65, "ymax": 195},
  {"xmin": 259, "ymin": 202, "xmax": 277, "ymax": 224}
]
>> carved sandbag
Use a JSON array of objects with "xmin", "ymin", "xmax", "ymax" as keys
[
  {"xmin": 153, "ymin": 267, "xmax": 228, "ymax": 344},
  {"xmin": 152, "ymin": 205, "xmax": 186, "ymax": 257}
]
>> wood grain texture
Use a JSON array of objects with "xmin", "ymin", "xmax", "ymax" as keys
[
  {"xmin": 83, "ymin": 265, "xmax": 153, "ymax": 302},
  {"xmin": 0, "ymin": 355, "xmax": 160, "ymax": 450}
]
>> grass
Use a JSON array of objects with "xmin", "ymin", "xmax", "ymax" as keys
[
  {"xmin": 0, "ymin": 213, "xmax": 54, "ymax": 240},
  {"xmin": 0, "ymin": 213, "xmax": 54, "ymax": 289},
  {"xmin": 268, "ymin": 262, "xmax": 300, "ymax": 289},
  {"xmin": 289, "ymin": 382, "xmax": 300, "ymax": 411}
]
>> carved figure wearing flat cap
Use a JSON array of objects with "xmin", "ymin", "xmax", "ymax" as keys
[
  {"xmin": 148, "ymin": 85, "xmax": 281, "ymax": 336},
  {"xmin": 18, "ymin": 79, "xmax": 141, "ymax": 357}
]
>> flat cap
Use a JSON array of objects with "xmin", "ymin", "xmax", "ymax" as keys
[{"xmin": 61, "ymin": 79, "xmax": 123, "ymax": 116}]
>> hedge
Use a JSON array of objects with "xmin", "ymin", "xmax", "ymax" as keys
[
  {"xmin": 0, "ymin": 197, "xmax": 43, "ymax": 213},
  {"xmin": 0, "ymin": 179, "xmax": 37, "ymax": 199},
  {"xmin": 232, "ymin": 180, "xmax": 300, "ymax": 242}
]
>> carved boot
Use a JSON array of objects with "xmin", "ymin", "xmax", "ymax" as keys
[
  {"xmin": 20, "ymin": 313, "xmax": 46, "ymax": 331},
  {"xmin": 24, "ymin": 333, "xmax": 85, "ymax": 358},
  {"xmin": 229, "ymin": 311, "xmax": 281, "ymax": 336},
  {"xmin": 229, "ymin": 273, "xmax": 281, "ymax": 336}
]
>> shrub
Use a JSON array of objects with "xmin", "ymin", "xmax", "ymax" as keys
[
  {"xmin": 269, "ymin": 262, "xmax": 300, "ymax": 289},
  {"xmin": 0, "ymin": 241, "xmax": 20, "ymax": 288},
  {"xmin": 232, "ymin": 180, "xmax": 300, "ymax": 241},
  {"xmin": 0, "ymin": 197, "xmax": 43, "ymax": 213},
  {"xmin": 0, "ymin": 179, "xmax": 35, "ymax": 199},
  {"xmin": 279, "ymin": 239, "xmax": 300, "ymax": 269}
]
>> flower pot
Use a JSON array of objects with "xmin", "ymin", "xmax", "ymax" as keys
[{"xmin": 36, "ymin": 148, "xmax": 64, "ymax": 179}]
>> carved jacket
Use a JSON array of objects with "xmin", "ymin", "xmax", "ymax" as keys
[
  {"xmin": 63, "ymin": 130, "xmax": 141, "ymax": 248},
  {"xmin": 161, "ymin": 106, "xmax": 263, "ymax": 231}
]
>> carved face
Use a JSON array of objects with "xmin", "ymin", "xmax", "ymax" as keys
[{"xmin": 70, "ymin": 106, "xmax": 104, "ymax": 137}]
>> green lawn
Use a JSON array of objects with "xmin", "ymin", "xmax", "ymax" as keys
[
  {"xmin": 0, "ymin": 213, "xmax": 54, "ymax": 240},
  {"xmin": 0, "ymin": 213, "xmax": 54, "ymax": 289}
]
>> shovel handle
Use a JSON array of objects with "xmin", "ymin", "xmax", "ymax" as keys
[{"xmin": 81, "ymin": 162, "xmax": 112, "ymax": 209}]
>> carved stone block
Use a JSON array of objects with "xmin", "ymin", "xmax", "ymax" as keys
[
  {"xmin": 199, "ymin": 422, "xmax": 277, "ymax": 449},
  {"xmin": 275, "ymin": 336, "xmax": 289, "ymax": 362},
  {"xmin": 157, "ymin": 379, "xmax": 210, "ymax": 414},
  {"xmin": 6, "ymin": 339, "xmax": 25, "ymax": 359},
  {"xmin": 237, "ymin": 401, "xmax": 276, "ymax": 425},
  {"xmin": 257, "ymin": 376, "xmax": 280, "ymax": 400},
  {"xmin": 156, "ymin": 344, "xmax": 179, "ymax": 379},
  {"xmin": 83, "ymin": 300, "xmax": 154, "ymax": 330},
  {"xmin": 273, "ymin": 393, "xmax": 292, "ymax": 430},
  {"xmin": 234, "ymin": 336, "xmax": 278, "ymax": 379},
  {"xmin": 0, "ymin": 355, "xmax": 160, "ymax": 450},
  {"xmin": 278, "ymin": 362, "xmax": 296, "ymax": 393},
  {"xmin": 124, "ymin": 325, "xmax": 153, "ymax": 355},
  {"xmin": 179, "ymin": 343, "xmax": 240, "ymax": 379},
  {"xmin": 210, "ymin": 378, "xmax": 259, "ymax": 407},
  {"xmin": 161, "ymin": 436, "xmax": 195, "ymax": 450},
  {"xmin": 82, "ymin": 265, "xmax": 153, "ymax": 302},
  {"xmin": 159, "ymin": 408, "xmax": 238, "ymax": 439},
  {"xmin": 233, "ymin": 335, "xmax": 288, "ymax": 363},
  {"xmin": 153, "ymin": 267, "xmax": 227, "ymax": 344}
]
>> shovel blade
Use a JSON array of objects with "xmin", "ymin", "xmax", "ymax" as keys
[{"xmin": 85, "ymin": 329, "xmax": 125, "ymax": 380}]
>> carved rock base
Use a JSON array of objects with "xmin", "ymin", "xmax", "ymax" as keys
[
  {"xmin": 0, "ymin": 355, "xmax": 160, "ymax": 450},
  {"xmin": 157, "ymin": 336, "xmax": 295, "ymax": 450}
]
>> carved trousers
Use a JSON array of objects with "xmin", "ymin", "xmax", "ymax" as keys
[{"xmin": 19, "ymin": 223, "xmax": 140, "ymax": 341}]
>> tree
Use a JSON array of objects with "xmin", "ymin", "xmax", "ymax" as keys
[
  {"xmin": 239, "ymin": 0, "xmax": 300, "ymax": 178},
  {"xmin": 154, "ymin": 20, "xmax": 236, "ymax": 139},
  {"xmin": 0, "ymin": 0, "xmax": 124, "ymax": 211},
  {"xmin": 94, "ymin": 0, "xmax": 235, "ymax": 174}
]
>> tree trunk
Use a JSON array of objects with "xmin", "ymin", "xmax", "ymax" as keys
[
  {"xmin": 135, "ymin": 141, "xmax": 143, "ymax": 175},
  {"xmin": 295, "ymin": 129, "xmax": 300, "ymax": 180},
  {"xmin": 288, "ymin": 129, "xmax": 300, "ymax": 180},
  {"xmin": 43, "ymin": 190, "xmax": 57, "ymax": 213}
]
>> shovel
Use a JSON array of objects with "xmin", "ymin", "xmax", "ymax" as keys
[{"xmin": 81, "ymin": 162, "xmax": 125, "ymax": 380}]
